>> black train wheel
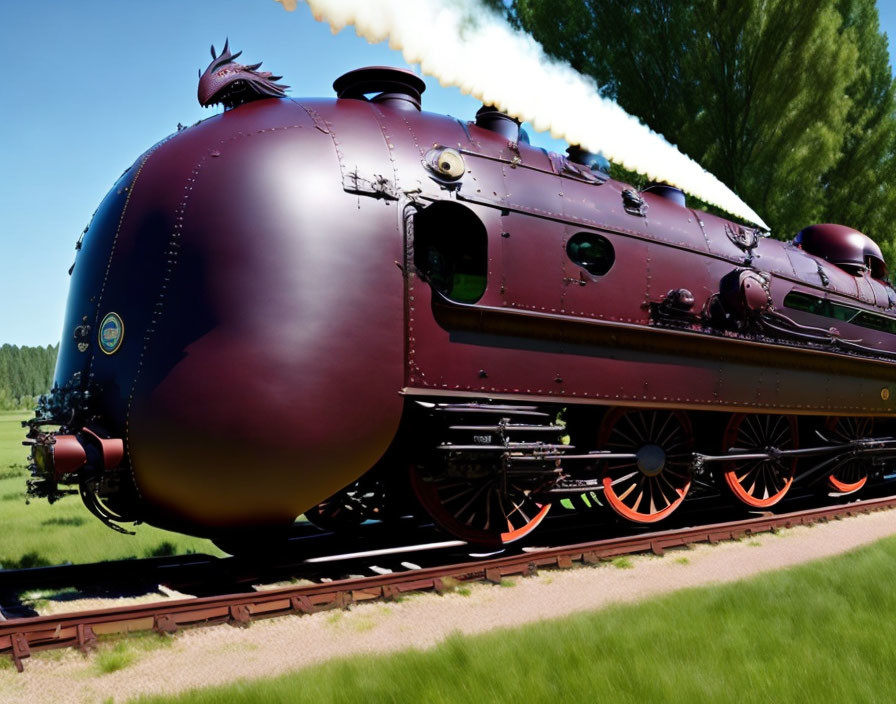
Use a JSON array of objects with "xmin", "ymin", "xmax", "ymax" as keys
[
  {"xmin": 409, "ymin": 464, "xmax": 550, "ymax": 547},
  {"xmin": 823, "ymin": 417, "xmax": 872, "ymax": 494},
  {"xmin": 722, "ymin": 414, "xmax": 797, "ymax": 508},
  {"xmin": 598, "ymin": 408, "xmax": 693, "ymax": 523}
]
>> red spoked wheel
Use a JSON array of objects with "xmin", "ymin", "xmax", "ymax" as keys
[
  {"xmin": 409, "ymin": 464, "xmax": 550, "ymax": 547},
  {"xmin": 598, "ymin": 408, "xmax": 694, "ymax": 523},
  {"xmin": 722, "ymin": 414, "xmax": 798, "ymax": 507},
  {"xmin": 824, "ymin": 417, "xmax": 872, "ymax": 494}
]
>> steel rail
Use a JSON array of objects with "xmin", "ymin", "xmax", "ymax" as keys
[{"xmin": 3, "ymin": 494, "xmax": 896, "ymax": 672}]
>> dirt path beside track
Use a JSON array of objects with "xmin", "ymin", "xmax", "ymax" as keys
[{"xmin": 5, "ymin": 508, "xmax": 896, "ymax": 704}]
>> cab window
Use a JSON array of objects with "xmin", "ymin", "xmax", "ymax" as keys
[{"xmin": 413, "ymin": 202, "xmax": 488, "ymax": 304}]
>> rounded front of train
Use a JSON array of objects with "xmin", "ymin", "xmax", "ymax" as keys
[{"xmin": 25, "ymin": 45, "xmax": 406, "ymax": 538}]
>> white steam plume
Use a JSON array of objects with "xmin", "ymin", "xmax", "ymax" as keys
[{"xmin": 273, "ymin": 0, "xmax": 768, "ymax": 229}]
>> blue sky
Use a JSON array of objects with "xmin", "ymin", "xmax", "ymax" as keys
[{"xmin": 2, "ymin": 1, "xmax": 895, "ymax": 346}]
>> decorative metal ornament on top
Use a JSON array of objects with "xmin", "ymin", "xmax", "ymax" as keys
[{"xmin": 98, "ymin": 312, "xmax": 124, "ymax": 355}]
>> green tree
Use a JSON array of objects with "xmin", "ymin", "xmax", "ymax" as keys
[
  {"xmin": 0, "ymin": 343, "xmax": 58, "ymax": 410},
  {"xmin": 510, "ymin": 0, "xmax": 895, "ymax": 252},
  {"xmin": 822, "ymin": 0, "xmax": 896, "ymax": 262}
]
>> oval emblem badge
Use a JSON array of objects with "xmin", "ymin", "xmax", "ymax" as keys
[{"xmin": 98, "ymin": 313, "xmax": 124, "ymax": 355}]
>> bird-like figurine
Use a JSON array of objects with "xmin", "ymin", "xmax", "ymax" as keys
[{"xmin": 197, "ymin": 39, "xmax": 289, "ymax": 109}]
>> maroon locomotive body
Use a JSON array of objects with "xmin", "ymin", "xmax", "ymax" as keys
[{"xmin": 26, "ymin": 48, "xmax": 896, "ymax": 549}]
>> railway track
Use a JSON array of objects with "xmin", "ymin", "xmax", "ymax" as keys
[
  {"xmin": 0, "ymin": 494, "xmax": 728, "ymax": 611},
  {"xmin": 3, "ymin": 493, "xmax": 896, "ymax": 672},
  {"xmin": 0, "ymin": 522, "xmax": 458, "ymax": 613}
]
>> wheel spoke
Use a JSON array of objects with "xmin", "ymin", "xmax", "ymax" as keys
[
  {"xmin": 483, "ymin": 487, "xmax": 493, "ymax": 531},
  {"xmin": 771, "ymin": 422, "xmax": 789, "ymax": 447},
  {"xmin": 654, "ymin": 413, "xmax": 674, "ymax": 447},
  {"xmin": 606, "ymin": 463, "xmax": 638, "ymax": 474},
  {"xmin": 616, "ymin": 480, "xmax": 638, "ymax": 501},
  {"xmin": 451, "ymin": 482, "xmax": 489, "ymax": 520},
  {"xmin": 610, "ymin": 426, "xmax": 640, "ymax": 447},
  {"xmin": 659, "ymin": 471, "xmax": 683, "ymax": 498},
  {"xmin": 517, "ymin": 503, "xmax": 532, "ymax": 524},
  {"xmin": 609, "ymin": 471, "xmax": 640, "ymax": 486},
  {"xmin": 735, "ymin": 464, "xmax": 757, "ymax": 484},
  {"xmin": 441, "ymin": 485, "xmax": 477, "ymax": 505},
  {"xmin": 658, "ymin": 423, "xmax": 682, "ymax": 449},
  {"xmin": 653, "ymin": 477, "xmax": 671, "ymax": 508}
]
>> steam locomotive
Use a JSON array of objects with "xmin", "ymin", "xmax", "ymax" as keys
[{"xmin": 25, "ymin": 43, "xmax": 896, "ymax": 551}]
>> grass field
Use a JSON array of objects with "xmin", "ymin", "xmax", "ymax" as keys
[
  {"xmin": 0, "ymin": 411, "xmax": 221, "ymax": 567},
  {"xmin": 131, "ymin": 533, "xmax": 896, "ymax": 704}
]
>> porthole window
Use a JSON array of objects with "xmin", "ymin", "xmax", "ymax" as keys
[
  {"xmin": 567, "ymin": 232, "xmax": 615, "ymax": 277},
  {"xmin": 413, "ymin": 202, "xmax": 488, "ymax": 304}
]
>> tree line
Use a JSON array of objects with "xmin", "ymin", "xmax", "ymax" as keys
[
  {"xmin": 0, "ymin": 344, "xmax": 58, "ymax": 410},
  {"xmin": 486, "ymin": 0, "xmax": 896, "ymax": 262}
]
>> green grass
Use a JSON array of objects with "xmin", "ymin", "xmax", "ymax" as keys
[
  {"xmin": 132, "ymin": 534, "xmax": 896, "ymax": 704},
  {"xmin": 0, "ymin": 411, "xmax": 223, "ymax": 567},
  {"xmin": 96, "ymin": 645, "xmax": 137, "ymax": 674},
  {"xmin": 94, "ymin": 632, "xmax": 174, "ymax": 675},
  {"xmin": 19, "ymin": 585, "xmax": 81, "ymax": 610}
]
